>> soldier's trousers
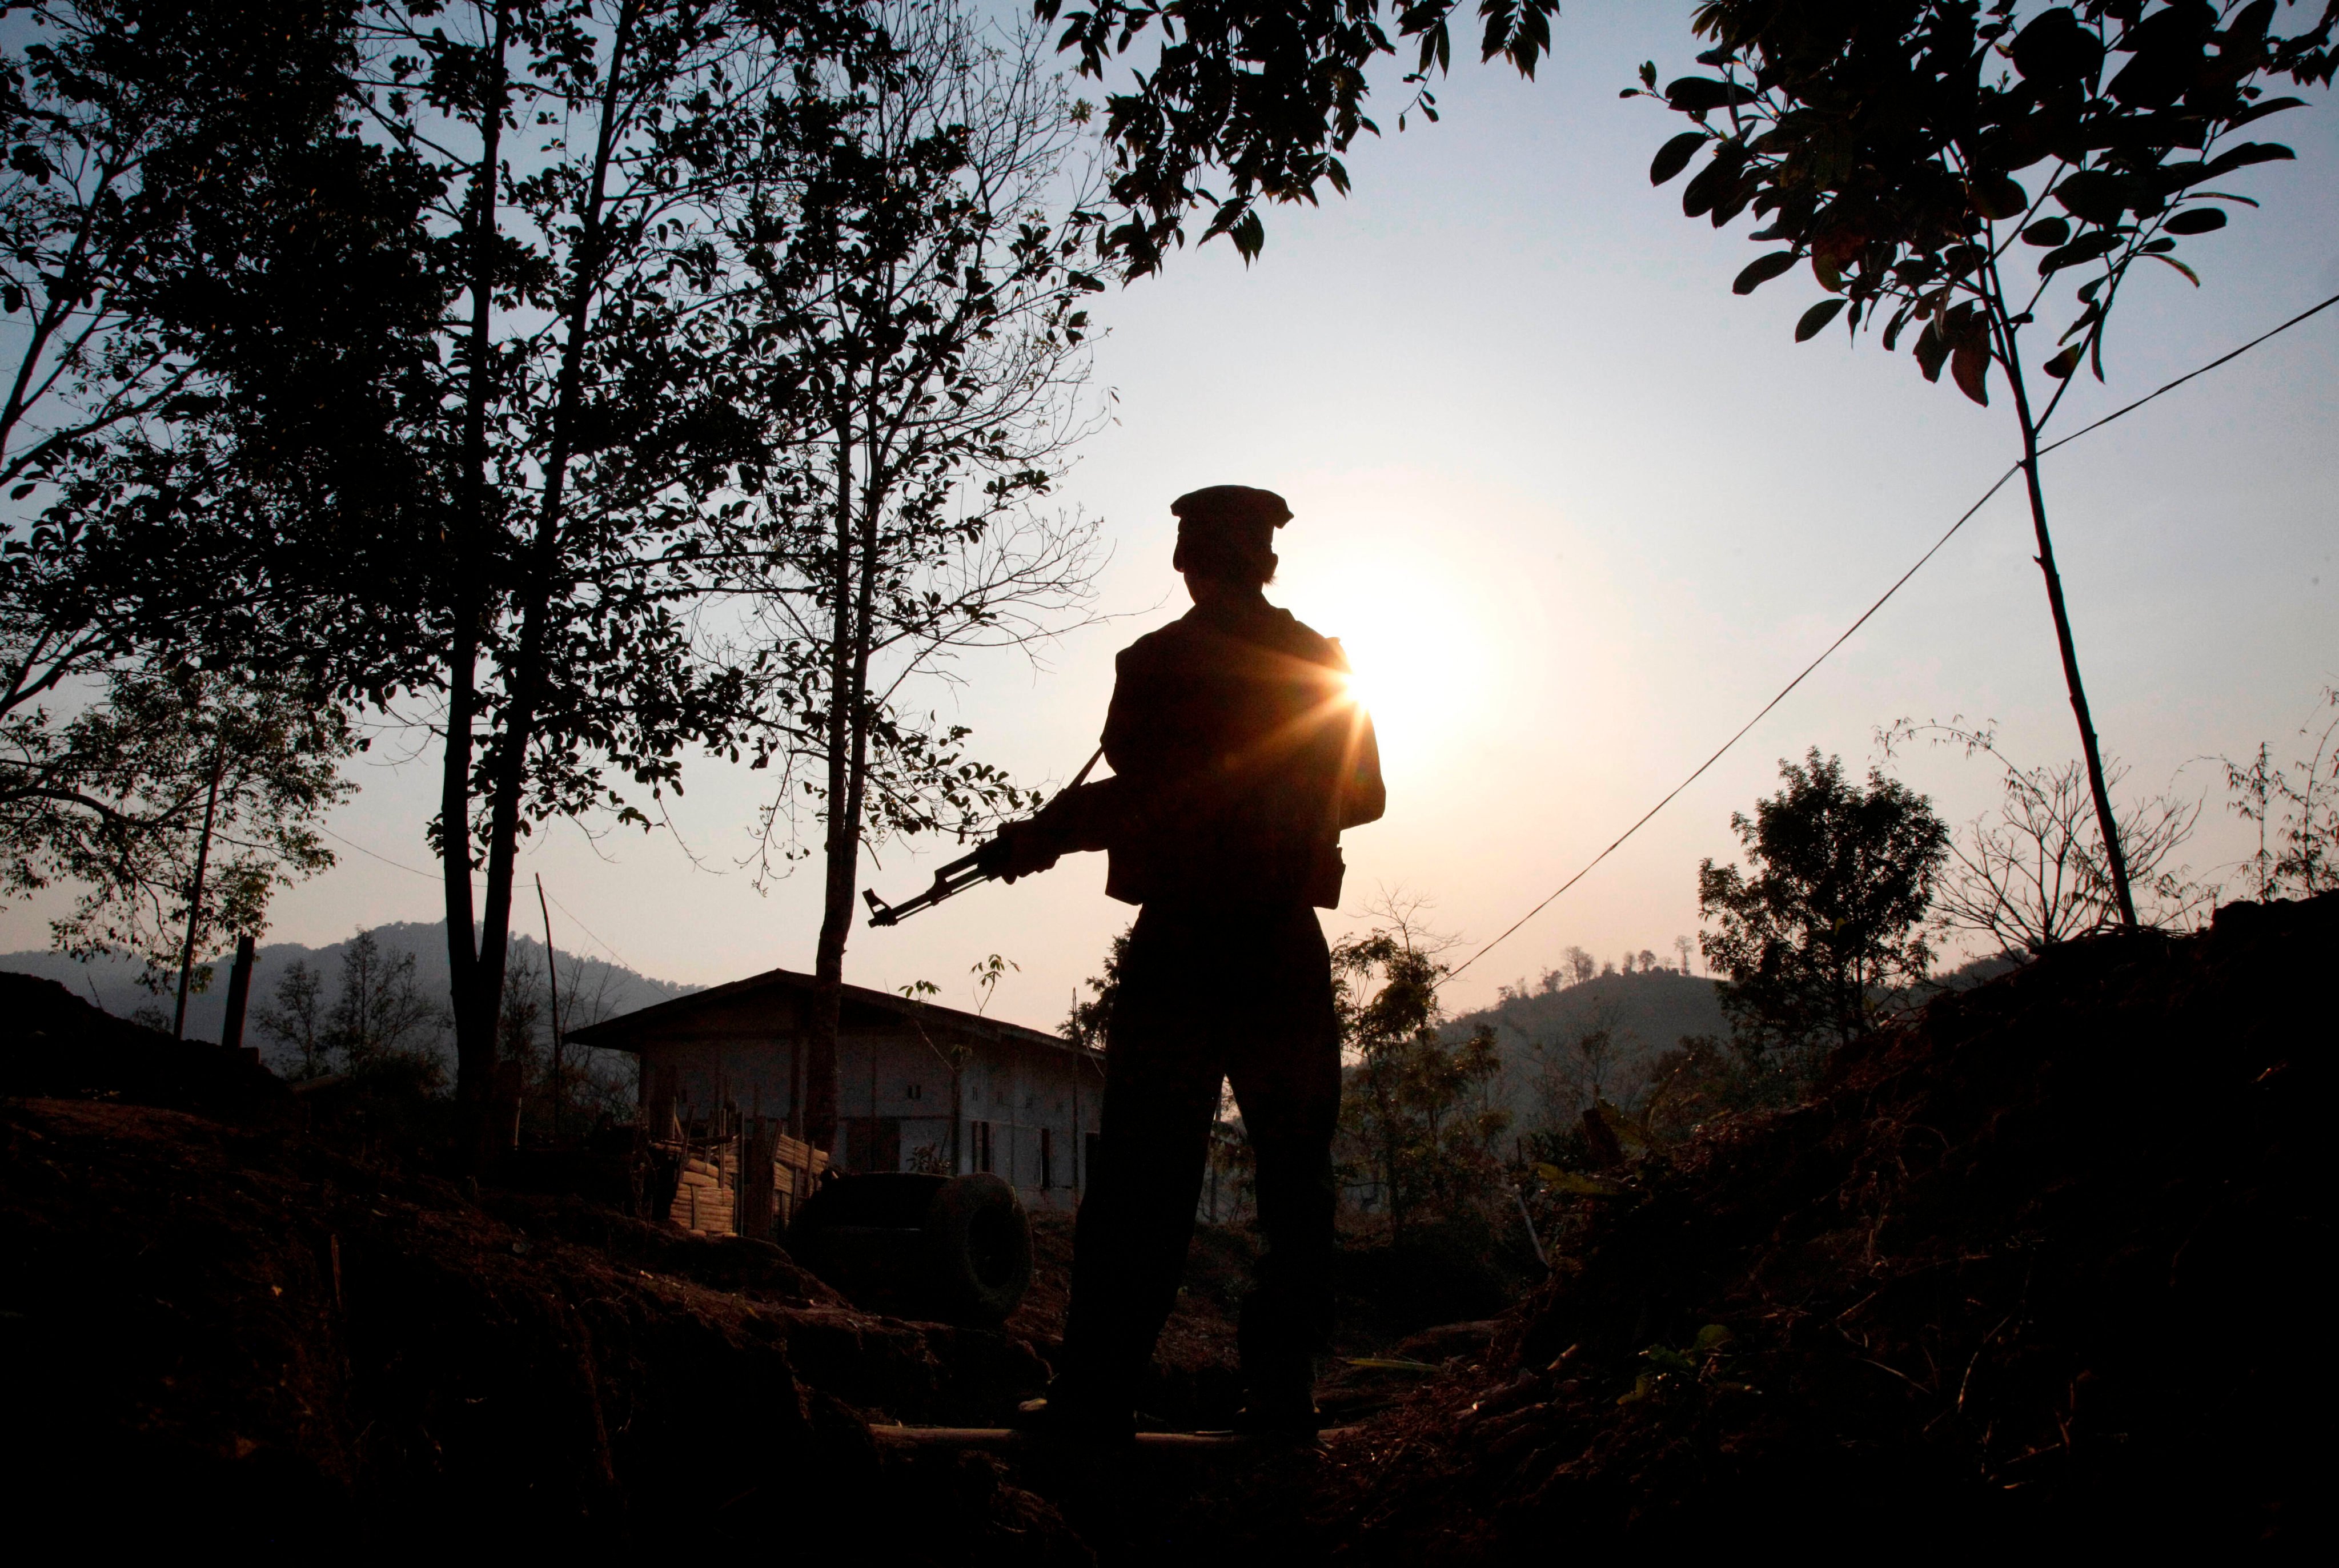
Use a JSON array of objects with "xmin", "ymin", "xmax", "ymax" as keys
[{"xmin": 1060, "ymin": 898, "xmax": 1342, "ymax": 1413}]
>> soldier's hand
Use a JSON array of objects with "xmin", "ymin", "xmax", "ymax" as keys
[{"xmin": 981, "ymin": 819, "xmax": 1061, "ymax": 883}]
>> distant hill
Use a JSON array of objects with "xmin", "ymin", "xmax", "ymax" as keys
[
  {"xmin": 0, "ymin": 920, "xmax": 698, "ymax": 1075},
  {"xmin": 1446, "ymin": 969, "xmax": 1727, "ymax": 1133},
  {"xmin": 1446, "ymin": 954, "xmax": 2034, "ymax": 1136}
]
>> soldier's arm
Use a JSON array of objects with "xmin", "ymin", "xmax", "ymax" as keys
[
  {"xmin": 1338, "ymin": 703, "xmax": 1386, "ymax": 830},
  {"xmin": 1319, "ymin": 637, "xmax": 1384, "ymax": 830}
]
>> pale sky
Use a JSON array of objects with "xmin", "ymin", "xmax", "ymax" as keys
[{"xmin": 8, "ymin": 1, "xmax": 2333, "ymax": 1030}]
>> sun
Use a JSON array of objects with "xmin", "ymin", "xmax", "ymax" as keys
[{"xmin": 1289, "ymin": 558, "xmax": 1495, "ymax": 772}]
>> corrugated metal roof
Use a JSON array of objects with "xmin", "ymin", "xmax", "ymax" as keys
[{"xmin": 565, "ymin": 962, "xmax": 1093, "ymax": 1062}]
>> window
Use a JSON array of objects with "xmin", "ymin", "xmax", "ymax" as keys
[
  {"xmin": 1039, "ymin": 1127, "xmax": 1054, "ymax": 1190},
  {"xmin": 905, "ymin": 1083, "xmax": 922, "ymax": 1101},
  {"xmin": 971, "ymin": 1119, "xmax": 993, "ymax": 1174}
]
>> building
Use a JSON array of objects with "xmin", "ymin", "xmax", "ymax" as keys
[{"xmin": 568, "ymin": 964, "xmax": 1105, "ymax": 1213}]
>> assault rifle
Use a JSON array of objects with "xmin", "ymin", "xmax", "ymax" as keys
[{"xmin": 862, "ymin": 748, "xmax": 1108, "ymax": 927}]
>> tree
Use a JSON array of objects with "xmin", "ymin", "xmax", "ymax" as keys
[
  {"xmin": 3, "ymin": 665, "xmax": 354, "ymax": 998},
  {"xmin": 1885, "ymin": 718, "xmax": 2207, "ymax": 952},
  {"xmin": 255, "ymin": 957, "xmax": 329, "ymax": 1079},
  {"xmin": 1562, "ymin": 944, "xmax": 1595, "ymax": 986},
  {"xmin": 2224, "ymin": 685, "xmax": 2339, "ymax": 899},
  {"xmin": 326, "ymin": 1, "xmax": 834, "ymax": 1140},
  {"xmin": 1699, "ymin": 749, "xmax": 1948, "ymax": 1078},
  {"xmin": 727, "ymin": 0, "xmax": 1108, "ymax": 1150},
  {"xmin": 1036, "ymin": 0, "xmax": 1562, "ymax": 272},
  {"xmin": 1333, "ymin": 897, "xmax": 1507, "ymax": 1240},
  {"xmin": 1062, "ymin": 922, "xmax": 1130, "ymax": 1050},
  {"xmin": 1633, "ymin": 1, "xmax": 2338, "ymax": 928},
  {"xmin": 253, "ymin": 928, "xmax": 444, "ymax": 1084},
  {"xmin": 1, "ymin": 2, "xmax": 426, "ymax": 973},
  {"xmin": 326, "ymin": 927, "xmax": 441, "ymax": 1072},
  {"xmin": 1673, "ymin": 934, "xmax": 1694, "ymax": 973}
]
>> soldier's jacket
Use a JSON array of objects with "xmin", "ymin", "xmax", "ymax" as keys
[{"xmin": 1038, "ymin": 598, "xmax": 1384, "ymax": 907}]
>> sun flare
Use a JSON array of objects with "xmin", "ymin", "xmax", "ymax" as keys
[{"xmin": 1291, "ymin": 558, "xmax": 1495, "ymax": 770}]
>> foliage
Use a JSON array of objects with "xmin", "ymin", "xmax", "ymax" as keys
[
  {"xmin": 969, "ymin": 952, "xmax": 1018, "ymax": 1015},
  {"xmin": 1632, "ymin": 1, "xmax": 2337, "ymax": 934},
  {"xmin": 1699, "ymin": 750, "xmax": 1948, "ymax": 1076},
  {"xmin": 1334, "ymin": 901, "xmax": 1510, "ymax": 1240},
  {"xmin": 1884, "ymin": 717, "xmax": 2211, "ymax": 953},
  {"xmin": 254, "ymin": 957, "xmax": 330, "ymax": 1079},
  {"xmin": 0, "ymin": 2, "xmax": 423, "ymax": 961},
  {"xmin": 1036, "ymin": 0, "xmax": 1561, "ymax": 271},
  {"xmin": 255, "ymin": 929, "xmax": 443, "ymax": 1085},
  {"xmin": 723, "ymin": 0, "xmax": 1109, "ymax": 1145},
  {"xmin": 495, "ymin": 944, "xmax": 637, "ymax": 1132},
  {"xmin": 1061, "ymin": 922, "xmax": 1129, "ymax": 1049},
  {"xmin": 2223, "ymin": 686, "xmax": 2339, "ymax": 898},
  {"xmin": 1, "ymin": 665, "xmax": 354, "ymax": 980},
  {"xmin": 320, "ymin": 0, "xmax": 844, "ymax": 1111},
  {"xmin": 1631, "ymin": 1, "xmax": 2336, "ymax": 393},
  {"xmin": 1616, "ymin": 1323, "xmax": 1746, "ymax": 1408}
]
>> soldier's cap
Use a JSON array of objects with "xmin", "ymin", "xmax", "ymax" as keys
[{"xmin": 1170, "ymin": 484, "xmax": 1290, "ymax": 582}]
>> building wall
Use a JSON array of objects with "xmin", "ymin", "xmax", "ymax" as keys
[{"xmin": 633, "ymin": 1005, "xmax": 1102, "ymax": 1213}]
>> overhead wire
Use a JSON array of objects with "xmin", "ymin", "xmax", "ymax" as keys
[{"xmin": 1446, "ymin": 289, "xmax": 2339, "ymax": 981}]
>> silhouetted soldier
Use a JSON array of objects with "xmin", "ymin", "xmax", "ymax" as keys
[{"xmin": 987, "ymin": 483, "xmax": 1383, "ymax": 1439}]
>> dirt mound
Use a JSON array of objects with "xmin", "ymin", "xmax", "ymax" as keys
[
  {"xmin": 1198, "ymin": 894, "xmax": 2330, "ymax": 1558},
  {"xmin": 0, "ymin": 970, "xmax": 286, "ymax": 1115},
  {"xmin": 0, "ymin": 1095, "xmax": 1081, "ymax": 1556}
]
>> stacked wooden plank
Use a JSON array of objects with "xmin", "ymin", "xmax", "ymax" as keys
[
  {"xmin": 660, "ymin": 1128, "xmax": 829, "ymax": 1237},
  {"xmin": 670, "ymin": 1155, "xmax": 734, "ymax": 1235}
]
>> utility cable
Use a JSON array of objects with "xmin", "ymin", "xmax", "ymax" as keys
[
  {"xmin": 321, "ymin": 824, "xmax": 641, "ymax": 974},
  {"xmin": 319, "ymin": 823, "xmax": 482, "ymax": 886},
  {"xmin": 543, "ymin": 887, "xmax": 640, "ymax": 976},
  {"xmin": 1447, "ymin": 290, "xmax": 2339, "ymax": 981}
]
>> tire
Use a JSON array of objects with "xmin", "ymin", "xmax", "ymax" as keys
[{"xmin": 920, "ymin": 1173, "xmax": 1032, "ymax": 1326}]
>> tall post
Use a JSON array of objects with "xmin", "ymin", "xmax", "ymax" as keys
[
  {"xmin": 535, "ymin": 874, "xmax": 565, "ymax": 1140},
  {"xmin": 219, "ymin": 934, "xmax": 256, "ymax": 1052}
]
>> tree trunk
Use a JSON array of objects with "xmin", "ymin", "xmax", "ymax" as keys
[
  {"xmin": 456, "ymin": 3, "xmax": 635, "ymax": 1159},
  {"xmin": 804, "ymin": 425, "xmax": 858, "ymax": 1153},
  {"xmin": 171, "ymin": 747, "xmax": 225, "ymax": 1040},
  {"xmin": 1988, "ymin": 284, "xmax": 2139, "ymax": 928},
  {"xmin": 445, "ymin": 3, "xmax": 507, "ymax": 1131}
]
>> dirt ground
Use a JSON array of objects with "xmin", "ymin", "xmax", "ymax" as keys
[
  {"xmin": 1147, "ymin": 892, "xmax": 2333, "ymax": 1559},
  {"xmin": 6, "ymin": 895, "xmax": 2326, "ymax": 1555}
]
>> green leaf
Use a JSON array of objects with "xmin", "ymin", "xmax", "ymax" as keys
[
  {"xmin": 2038, "ymin": 231, "xmax": 2123, "ymax": 275},
  {"xmin": 1972, "ymin": 175, "xmax": 2028, "ymax": 221},
  {"xmin": 2041, "ymin": 345, "xmax": 2082, "ymax": 379},
  {"xmin": 2163, "ymin": 207, "xmax": 2226, "ymax": 235},
  {"xmin": 1665, "ymin": 75, "xmax": 1754, "ymax": 112},
  {"xmin": 2147, "ymin": 253, "xmax": 2201, "ymax": 287},
  {"xmin": 2053, "ymin": 171, "xmax": 2127, "ymax": 224},
  {"xmin": 2020, "ymin": 217, "xmax": 2070, "ymax": 247},
  {"xmin": 1915, "ymin": 320, "xmax": 1951, "ymax": 383},
  {"xmin": 1794, "ymin": 297, "xmax": 1847, "ymax": 342},
  {"xmin": 1650, "ymin": 131, "xmax": 1706, "ymax": 186},
  {"xmin": 1951, "ymin": 337, "xmax": 1991, "ymax": 406},
  {"xmin": 1732, "ymin": 250, "xmax": 1798, "ymax": 294},
  {"xmin": 1692, "ymin": 1324, "xmax": 1735, "ymax": 1352},
  {"xmin": 2201, "ymin": 142, "xmax": 2294, "ymax": 179}
]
